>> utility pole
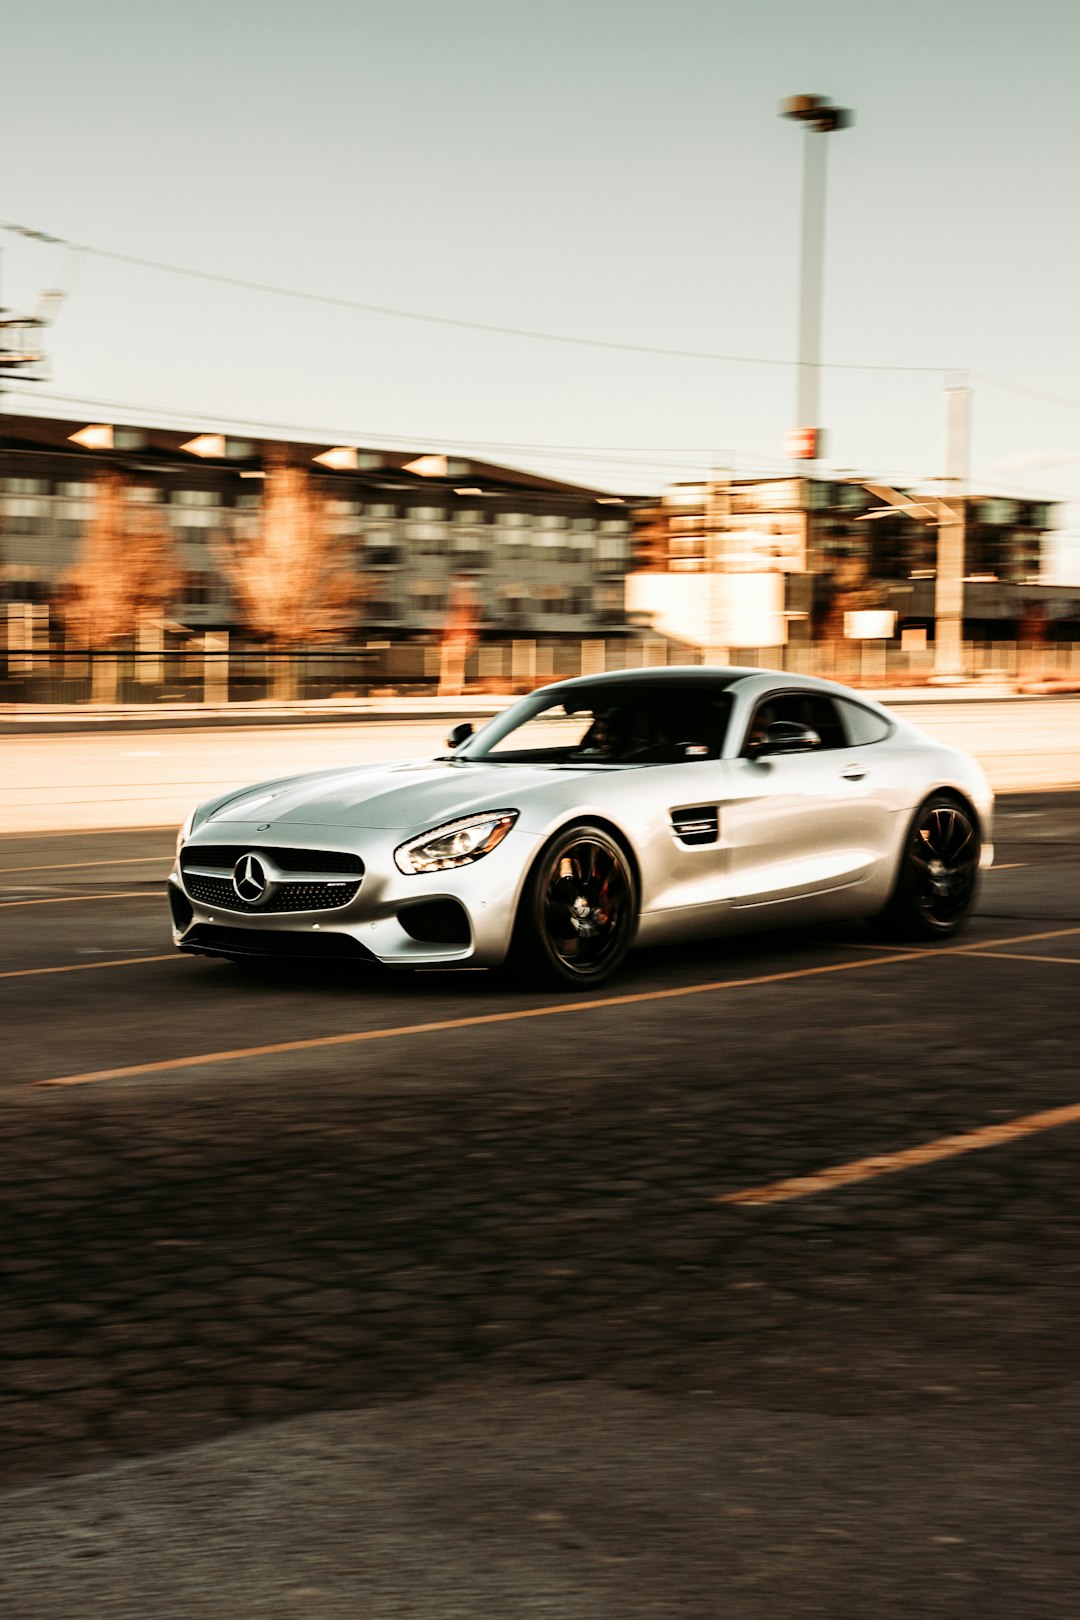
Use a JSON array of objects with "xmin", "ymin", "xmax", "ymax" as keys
[
  {"xmin": 780, "ymin": 95, "xmax": 853, "ymax": 464},
  {"xmin": 0, "ymin": 248, "xmax": 61, "ymax": 398},
  {"xmin": 703, "ymin": 467, "xmax": 732, "ymax": 664},
  {"xmin": 934, "ymin": 375, "xmax": 970, "ymax": 677}
]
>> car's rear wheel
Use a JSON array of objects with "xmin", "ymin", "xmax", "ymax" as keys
[
  {"xmin": 874, "ymin": 793, "xmax": 981, "ymax": 940},
  {"xmin": 509, "ymin": 823, "xmax": 637, "ymax": 988}
]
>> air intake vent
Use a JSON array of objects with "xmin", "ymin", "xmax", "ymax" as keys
[{"xmin": 671, "ymin": 805, "xmax": 718, "ymax": 847}]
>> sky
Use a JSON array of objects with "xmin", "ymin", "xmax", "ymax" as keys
[{"xmin": 2, "ymin": 0, "xmax": 1080, "ymax": 577}]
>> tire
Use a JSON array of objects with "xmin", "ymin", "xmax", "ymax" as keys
[
  {"xmin": 508, "ymin": 823, "xmax": 637, "ymax": 989},
  {"xmin": 873, "ymin": 794, "xmax": 981, "ymax": 941}
]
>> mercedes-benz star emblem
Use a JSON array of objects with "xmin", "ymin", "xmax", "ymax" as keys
[{"xmin": 232, "ymin": 853, "xmax": 269, "ymax": 905}]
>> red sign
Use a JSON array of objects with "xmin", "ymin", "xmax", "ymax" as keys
[{"xmin": 785, "ymin": 427, "xmax": 820, "ymax": 461}]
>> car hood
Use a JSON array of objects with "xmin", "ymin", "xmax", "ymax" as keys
[{"xmin": 204, "ymin": 758, "xmax": 596, "ymax": 833}]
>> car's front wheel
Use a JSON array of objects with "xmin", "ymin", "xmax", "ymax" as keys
[
  {"xmin": 874, "ymin": 793, "xmax": 981, "ymax": 940},
  {"xmin": 509, "ymin": 823, "xmax": 637, "ymax": 988}
]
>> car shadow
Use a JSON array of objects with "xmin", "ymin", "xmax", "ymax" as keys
[{"xmin": 192, "ymin": 917, "xmax": 878, "ymax": 1006}]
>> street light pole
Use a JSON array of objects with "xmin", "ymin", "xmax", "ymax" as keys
[{"xmin": 780, "ymin": 95, "xmax": 853, "ymax": 462}]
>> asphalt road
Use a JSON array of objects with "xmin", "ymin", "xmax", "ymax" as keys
[{"xmin": 2, "ymin": 795, "xmax": 1080, "ymax": 1616}]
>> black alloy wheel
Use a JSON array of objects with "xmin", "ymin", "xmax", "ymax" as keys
[
  {"xmin": 876, "ymin": 794, "xmax": 981, "ymax": 940},
  {"xmin": 512, "ymin": 824, "xmax": 637, "ymax": 988}
]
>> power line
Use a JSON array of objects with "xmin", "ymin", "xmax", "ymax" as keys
[
  {"xmin": 0, "ymin": 220, "xmax": 945, "ymax": 376},
  {"xmin": 974, "ymin": 372, "xmax": 1080, "ymax": 415}
]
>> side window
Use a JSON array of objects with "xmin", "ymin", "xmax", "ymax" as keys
[
  {"xmin": 837, "ymin": 698, "xmax": 893, "ymax": 747},
  {"xmin": 742, "ymin": 692, "xmax": 845, "ymax": 754},
  {"xmin": 800, "ymin": 696, "xmax": 846, "ymax": 750}
]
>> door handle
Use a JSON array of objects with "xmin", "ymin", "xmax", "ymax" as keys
[{"xmin": 840, "ymin": 764, "xmax": 867, "ymax": 781}]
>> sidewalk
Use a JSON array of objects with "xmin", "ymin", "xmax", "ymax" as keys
[
  {"xmin": 2, "ymin": 680, "xmax": 1071, "ymax": 735},
  {"xmin": 0, "ymin": 694, "xmax": 506, "ymax": 736}
]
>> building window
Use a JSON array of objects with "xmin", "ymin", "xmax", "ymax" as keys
[
  {"xmin": 1, "ymin": 498, "xmax": 49, "ymax": 526},
  {"xmin": 171, "ymin": 489, "xmax": 219, "ymax": 507},
  {"xmin": 409, "ymin": 523, "xmax": 447, "ymax": 552},
  {"xmin": 979, "ymin": 499, "xmax": 1018, "ymax": 526},
  {"xmin": 1, "ymin": 478, "xmax": 47, "ymax": 495},
  {"xmin": 176, "ymin": 525, "xmax": 215, "ymax": 547},
  {"xmin": 182, "ymin": 571, "xmax": 217, "ymax": 605},
  {"xmin": 408, "ymin": 580, "xmax": 446, "ymax": 613},
  {"xmin": 170, "ymin": 507, "xmax": 217, "ymax": 530}
]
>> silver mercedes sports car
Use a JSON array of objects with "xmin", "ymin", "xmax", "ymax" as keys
[{"xmin": 169, "ymin": 667, "xmax": 993, "ymax": 987}]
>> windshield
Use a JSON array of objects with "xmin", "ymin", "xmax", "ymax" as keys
[{"xmin": 457, "ymin": 685, "xmax": 733, "ymax": 766}]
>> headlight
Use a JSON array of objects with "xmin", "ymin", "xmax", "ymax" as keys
[
  {"xmin": 176, "ymin": 806, "xmax": 198, "ymax": 857},
  {"xmin": 395, "ymin": 810, "xmax": 518, "ymax": 875}
]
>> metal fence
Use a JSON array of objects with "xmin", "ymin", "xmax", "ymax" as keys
[
  {"xmin": 3, "ymin": 637, "xmax": 1080, "ymax": 705},
  {"xmin": 0, "ymin": 636, "xmax": 676, "ymax": 705}
]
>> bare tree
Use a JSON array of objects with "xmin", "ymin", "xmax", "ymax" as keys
[
  {"xmin": 219, "ymin": 452, "xmax": 367, "ymax": 699},
  {"xmin": 438, "ymin": 576, "xmax": 479, "ymax": 696},
  {"xmin": 63, "ymin": 471, "xmax": 180, "ymax": 702}
]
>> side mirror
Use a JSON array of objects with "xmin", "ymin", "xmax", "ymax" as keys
[
  {"xmin": 750, "ymin": 721, "xmax": 821, "ymax": 758},
  {"xmin": 446, "ymin": 721, "xmax": 474, "ymax": 750}
]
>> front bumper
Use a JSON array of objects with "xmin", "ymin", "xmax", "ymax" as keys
[{"xmin": 170, "ymin": 820, "xmax": 543, "ymax": 969}]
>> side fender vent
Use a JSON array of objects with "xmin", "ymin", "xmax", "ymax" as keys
[{"xmin": 671, "ymin": 806, "xmax": 719, "ymax": 847}]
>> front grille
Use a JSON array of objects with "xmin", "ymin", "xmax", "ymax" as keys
[
  {"xmin": 181, "ymin": 845, "xmax": 363, "ymax": 874},
  {"xmin": 671, "ymin": 805, "xmax": 719, "ymax": 847},
  {"xmin": 183, "ymin": 874, "xmax": 362, "ymax": 915},
  {"xmin": 179, "ymin": 843, "xmax": 364, "ymax": 915},
  {"xmin": 181, "ymin": 924, "xmax": 373, "ymax": 961}
]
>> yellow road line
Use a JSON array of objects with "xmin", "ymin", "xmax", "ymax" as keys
[
  {"xmin": 0, "ymin": 855, "xmax": 172, "ymax": 874},
  {"xmin": 965, "ymin": 949, "xmax": 1080, "ymax": 967},
  {"xmin": 31, "ymin": 924, "xmax": 1080, "ymax": 1089},
  {"xmin": 844, "ymin": 923, "xmax": 1080, "ymax": 957},
  {"xmin": 718, "ymin": 1099, "xmax": 1080, "ymax": 1207},
  {"xmin": 0, "ymin": 954, "xmax": 178, "ymax": 980},
  {"xmin": 990, "ymin": 863, "xmax": 1029, "ymax": 870},
  {"xmin": 963, "ymin": 925, "xmax": 1080, "ymax": 950},
  {"xmin": 0, "ymin": 890, "xmax": 158, "ymax": 908}
]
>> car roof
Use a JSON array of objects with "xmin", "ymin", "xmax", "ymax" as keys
[
  {"xmin": 544, "ymin": 665, "xmax": 758, "ymax": 694},
  {"xmin": 539, "ymin": 665, "xmax": 897, "ymax": 719}
]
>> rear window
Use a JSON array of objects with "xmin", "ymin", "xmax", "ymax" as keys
[{"xmin": 837, "ymin": 698, "xmax": 892, "ymax": 746}]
